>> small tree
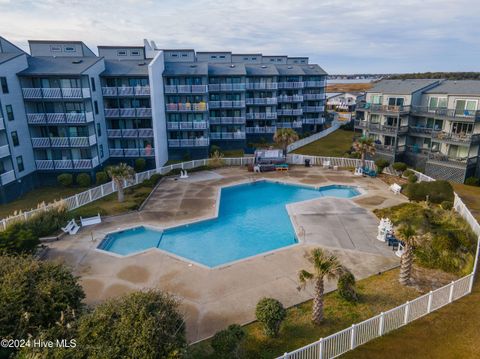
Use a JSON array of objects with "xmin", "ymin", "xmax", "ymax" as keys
[
  {"xmin": 209, "ymin": 149, "xmax": 225, "ymax": 168},
  {"xmin": 298, "ymin": 248, "xmax": 343, "ymax": 324},
  {"xmin": 273, "ymin": 128, "xmax": 299, "ymax": 156},
  {"xmin": 106, "ymin": 163, "xmax": 135, "ymax": 202},
  {"xmin": 211, "ymin": 324, "xmax": 245, "ymax": 359},
  {"xmin": 352, "ymin": 136, "xmax": 376, "ymax": 168},
  {"xmin": 255, "ymin": 298, "xmax": 286, "ymax": 337},
  {"xmin": 337, "ymin": 269, "xmax": 358, "ymax": 302},
  {"xmin": 397, "ymin": 225, "xmax": 416, "ymax": 285},
  {"xmin": 392, "ymin": 162, "xmax": 408, "ymax": 177},
  {"xmin": 374, "ymin": 158, "xmax": 390, "ymax": 174},
  {"xmin": 134, "ymin": 158, "xmax": 146, "ymax": 172}
]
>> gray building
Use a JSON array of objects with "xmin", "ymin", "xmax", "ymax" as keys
[{"xmin": 355, "ymin": 79, "xmax": 480, "ymax": 182}]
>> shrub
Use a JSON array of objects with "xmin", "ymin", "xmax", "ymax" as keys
[
  {"xmin": 392, "ymin": 162, "xmax": 407, "ymax": 176},
  {"xmin": 465, "ymin": 177, "xmax": 480, "ymax": 186},
  {"xmin": 255, "ymin": 298, "xmax": 286, "ymax": 337},
  {"xmin": 57, "ymin": 173, "xmax": 73, "ymax": 187},
  {"xmin": 403, "ymin": 169, "xmax": 414, "ymax": 177},
  {"xmin": 26, "ymin": 206, "xmax": 69, "ymax": 238},
  {"xmin": 374, "ymin": 159, "xmax": 390, "ymax": 174},
  {"xmin": 76, "ymin": 173, "xmax": 91, "ymax": 187},
  {"xmin": 408, "ymin": 174, "xmax": 418, "ymax": 183},
  {"xmin": 142, "ymin": 173, "xmax": 162, "ymax": 188},
  {"xmin": 441, "ymin": 201, "xmax": 453, "ymax": 210},
  {"xmin": 338, "ymin": 270, "xmax": 358, "ymax": 302},
  {"xmin": 403, "ymin": 180, "xmax": 454, "ymax": 204},
  {"xmin": 95, "ymin": 171, "xmax": 109, "ymax": 185},
  {"xmin": 211, "ymin": 324, "xmax": 245, "ymax": 359},
  {"xmin": 210, "ymin": 144, "xmax": 221, "ymax": 155},
  {"xmin": 134, "ymin": 158, "xmax": 146, "ymax": 172}
]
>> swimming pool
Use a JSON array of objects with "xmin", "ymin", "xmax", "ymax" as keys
[{"xmin": 98, "ymin": 181, "xmax": 360, "ymax": 267}]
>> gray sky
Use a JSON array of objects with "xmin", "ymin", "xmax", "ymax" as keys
[{"xmin": 1, "ymin": 0, "xmax": 479, "ymax": 74}]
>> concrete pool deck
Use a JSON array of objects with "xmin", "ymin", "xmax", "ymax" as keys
[{"xmin": 45, "ymin": 165, "xmax": 408, "ymax": 342}]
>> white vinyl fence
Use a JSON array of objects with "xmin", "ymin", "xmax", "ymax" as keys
[
  {"xmin": 287, "ymin": 121, "xmax": 342, "ymax": 153},
  {"xmin": 0, "ymin": 157, "xmax": 254, "ymax": 230}
]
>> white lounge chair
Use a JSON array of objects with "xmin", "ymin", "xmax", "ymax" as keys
[
  {"xmin": 354, "ymin": 167, "xmax": 363, "ymax": 176},
  {"xmin": 390, "ymin": 183, "xmax": 402, "ymax": 195},
  {"xmin": 395, "ymin": 242, "xmax": 405, "ymax": 258},
  {"xmin": 180, "ymin": 170, "xmax": 189, "ymax": 179},
  {"xmin": 80, "ymin": 213, "xmax": 101, "ymax": 227},
  {"xmin": 61, "ymin": 219, "xmax": 80, "ymax": 235},
  {"xmin": 323, "ymin": 160, "xmax": 331, "ymax": 169}
]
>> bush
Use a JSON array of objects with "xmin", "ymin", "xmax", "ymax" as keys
[
  {"xmin": 392, "ymin": 162, "xmax": 407, "ymax": 176},
  {"xmin": 134, "ymin": 158, "xmax": 146, "ymax": 172},
  {"xmin": 142, "ymin": 173, "xmax": 162, "ymax": 188},
  {"xmin": 210, "ymin": 144, "xmax": 221, "ymax": 155},
  {"xmin": 374, "ymin": 159, "xmax": 390, "ymax": 174},
  {"xmin": 403, "ymin": 169, "xmax": 414, "ymax": 177},
  {"xmin": 76, "ymin": 290, "xmax": 186, "ymax": 359},
  {"xmin": 57, "ymin": 173, "xmax": 73, "ymax": 187},
  {"xmin": 76, "ymin": 173, "xmax": 91, "ymax": 187},
  {"xmin": 408, "ymin": 174, "xmax": 418, "ymax": 183},
  {"xmin": 255, "ymin": 298, "xmax": 286, "ymax": 337},
  {"xmin": 465, "ymin": 177, "xmax": 480, "ymax": 186},
  {"xmin": 211, "ymin": 324, "xmax": 245, "ymax": 359},
  {"xmin": 337, "ymin": 270, "xmax": 358, "ymax": 302},
  {"xmin": 403, "ymin": 180, "xmax": 454, "ymax": 204},
  {"xmin": 95, "ymin": 171, "xmax": 109, "ymax": 185},
  {"xmin": 441, "ymin": 201, "xmax": 453, "ymax": 210}
]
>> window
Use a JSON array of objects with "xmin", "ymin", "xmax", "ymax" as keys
[
  {"xmin": 370, "ymin": 95, "xmax": 382, "ymax": 105},
  {"xmin": 181, "ymin": 53, "xmax": 188, "ymax": 57},
  {"xmin": 90, "ymin": 77, "xmax": 96, "ymax": 92},
  {"xmin": 117, "ymin": 50, "xmax": 127, "ymax": 56},
  {"xmin": 0, "ymin": 77, "xmax": 8, "ymax": 93},
  {"xmin": 99, "ymin": 144, "xmax": 104, "ymax": 158},
  {"xmin": 388, "ymin": 97, "xmax": 404, "ymax": 106},
  {"xmin": 243, "ymin": 57, "xmax": 249, "ymax": 60},
  {"xmin": 11, "ymin": 131, "xmax": 19, "ymax": 146},
  {"xmin": 220, "ymin": 55, "xmax": 225, "ymax": 59},
  {"xmin": 455, "ymin": 99, "xmax": 478, "ymax": 116},
  {"xmin": 5, "ymin": 105, "xmax": 13, "ymax": 121},
  {"xmin": 171, "ymin": 54, "xmax": 178, "ymax": 57},
  {"xmin": 211, "ymin": 55, "xmax": 217, "ymax": 59},
  {"xmin": 94, "ymin": 100, "xmax": 99, "ymax": 115},
  {"xmin": 131, "ymin": 50, "xmax": 140, "ymax": 56},
  {"xmin": 64, "ymin": 46, "xmax": 76, "ymax": 52},
  {"xmin": 16, "ymin": 156, "xmax": 24, "ymax": 172},
  {"xmin": 97, "ymin": 123, "xmax": 101, "ymax": 136},
  {"xmin": 252, "ymin": 57, "xmax": 257, "ymax": 60},
  {"xmin": 428, "ymin": 97, "xmax": 447, "ymax": 110},
  {"xmin": 270, "ymin": 58, "xmax": 275, "ymax": 62},
  {"xmin": 50, "ymin": 45, "xmax": 62, "ymax": 52}
]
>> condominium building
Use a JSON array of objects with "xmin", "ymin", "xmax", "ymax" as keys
[
  {"xmin": 0, "ymin": 36, "xmax": 327, "ymax": 203},
  {"xmin": 355, "ymin": 79, "xmax": 480, "ymax": 182}
]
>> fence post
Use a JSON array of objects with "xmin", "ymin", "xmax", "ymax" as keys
[
  {"xmin": 101, "ymin": 184, "xmax": 104, "ymax": 197},
  {"xmin": 378, "ymin": 312, "xmax": 385, "ymax": 336},
  {"xmin": 448, "ymin": 281, "xmax": 455, "ymax": 303},
  {"xmin": 283, "ymin": 352, "xmax": 289, "ymax": 359},
  {"xmin": 88, "ymin": 189, "xmax": 92, "ymax": 202},
  {"xmin": 350, "ymin": 324, "xmax": 356, "ymax": 349},
  {"xmin": 427, "ymin": 291, "xmax": 433, "ymax": 313},
  {"xmin": 318, "ymin": 338, "xmax": 323, "ymax": 359},
  {"xmin": 404, "ymin": 301, "xmax": 410, "ymax": 324},
  {"xmin": 75, "ymin": 194, "xmax": 79, "ymax": 208}
]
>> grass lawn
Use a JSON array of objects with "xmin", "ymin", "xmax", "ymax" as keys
[
  {"xmin": 452, "ymin": 183, "xmax": 480, "ymax": 219},
  {"xmin": 190, "ymin": 269, "xmax": 421, "ymax": 359},
  {"xmin": 0, "ymin": 186, "xmax": 89, "ymax": 219},
  {"xmin": 292, "ymin": 129, "xmax": 358, "ymax": 157},
  {"xmin": 222, "ymin": 149, "xmax": 245, "ymax": 158}
]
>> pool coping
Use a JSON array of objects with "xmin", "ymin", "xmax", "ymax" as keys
[{"xmin": 94, "ymin": 178, "xmax": 365, "ymax": 269}]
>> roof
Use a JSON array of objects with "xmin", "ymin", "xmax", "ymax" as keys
[
  {"xmin": 0, "ymin": 52, "xmax": 23, "ymax": 65},
  {"xmin": 424, "ymin": 80, "xmax": 480, "ymax": 96},
  {"xmin": 300, "ymin": 64, "xmax": 328, "ymax": 75},
  {"xmin": 368, "ymin": 79, "xmax": 439, "ymax": 95},
  {"xmin": 245, "ymin": 64, "xmax": 279, "ymax": 76},
  {"xmin": 163, "ymin": 62, "xmax": 208, "ymax": 76},
  {"xmin": 19, "ymin": 56, "xmax": 102, "ymax": 76},
  {"xmin": 275, "ymin": 64, "xmax": 305, "ymax": 76},
  {"xmin": 98, "ymin": 45, "xmax": 144, "ymax": 49},
  {"xmin": 208, "ymin": 63, "xmax": 246, "ymax": 76},
  {"xmin": 102, "ymin": 59, "xmax": 151, "ymax": 76}
]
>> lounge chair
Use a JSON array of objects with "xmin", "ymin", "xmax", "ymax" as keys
[
  {"xmin": 61, "ymin": 219, "xmax": 80, "ymax": 235},
  {"xmin": 354, "ymin": 167, "xmax": 363, "ymax": 176},
  {"xmin": 390, "ymin": 183, "xmax": 402, "ymax": 195},
  {"xmin": 323, "ymin": 160, "xmax": 331, "ymax": 169},
  {"xmin": 80, "ymin": 213, "xmax": 102, "ymax": 227},
  {"xmin": 180, "ymin": 170, "xmax": 189, "ymax": 179}
]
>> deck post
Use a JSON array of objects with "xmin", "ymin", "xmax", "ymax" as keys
[
  {"xmin": 427, "ymin": 291, "xmax": 433, "ymax": 313},
  {"xmin": 318, "ymin": 338, "xmax": 323, "ymax": 359},
  {"xmin": 404, "ymin": 301, "xmax": 410, "ymax": 324},
  {"xmin": 378, "ymin": 312, "xmax": 385, "ymax": 336},
  {"xmin": 449, "ymin": 281, "xmax": 455, "ymax": 303},
  {"xmin": 283, "ymin": 352, "xmax": 289, "ymax": 359},
  {"xmin": 350, "ymin": 324, "xmax": 356, "ymax": 349}
]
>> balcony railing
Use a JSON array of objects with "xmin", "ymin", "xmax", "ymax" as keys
[
  {"xmin": 165, "ymin": 103, "xmax": 208, "ymax": 112},
  {"xmin": 276, "ymin": 121, "xmax": 303, "ymax": 128},
  {"xmin": 304, "ymin": 80, "xmax": 326, "ymax": 88},
  {"xmin": 104, "ymin": 108, "xmax": 152, "ymax": 118},
  {"xmin": 208, "ymin": 100, "xmax": 245, "ymax": 108},
  {"xmin": 409, "ymin": 126, "xmax": 433, "ymax": 135},
  {"xmin": 278, "ymin": 82, "xmax": 304, "ymax": 89},
  {"xmin": 35, "ymin": 156, "xmax": 99, "ymax": 170},
  {"xmin": 209, "ymin": 117, "xmax": 245, "ymax": 125},
  {"xmin": 246, "ymin": 83, "xmax": 278, "ymax": 90},
  {"xmin": 245, "ymin": 126, "xmax": 277, "ymax": 134},
  {"xmin": 277, "ymin": 109, "xmax": 303, "ymax": 116},
  {"xmin": 406, "ymin": 145, "xmax": 430, "ymax": 156},
  {"xmin": 303, "ymin": 106, "xmax": 325, "ymax": 113},
  {"xmin": 277, "ymin": 95, "xmax": 303, "ymax": 103},
  {"xmin": 368, "ymin": 123, "xmax": 409, "ymax": 134},
  {"xmin": 27, "ymin": 112, "xmax": 94, "ymax": 125},
  {"xmin": 354, "ymin": 120, "xmax": 368, "ymax": 129},
  {"xmin": 357, "ymin": 102, "xmax": 411, "ymax": 114},
  {"xmin": 303, "ymin": 93, "xmax": 326, "ymax": 100},
  {"xmin": 164, "ymin": 85, "xmax": 208, "ymax": 94},
  {"xmin": 303, "ymin": 118, "xmax": 325, "ymax": 124},
  {"xmin": 0, "ymin": 118, "xmax": 4, "ymax": 131},
  {"xmin": 428, "ymin": 152, "xmax": 478, "ymax": 167},
  {"xmin": 431, "ymin": 131, "xmax": 480, "ymax": 144},
  {"xmin": 208, "ymin": 83, "xmax": 246, "ymax": 92},
  {"xmin": 246, "ymin": 112, "xmax": 277, "ymax": 120},
  {"xmin": 167, "ymin": 121, "xmax": 208, "ymax": 130},
  {"xmin": 31, "ymin": 136, "xmax": 96, "ymax": 148},
  {"xmin": 109, "ymin": 148, "xmax": 155, "ymax": 157},
  {"xmin": 102, "ymin": 86, "xmax": 151, "ymax": 97},
  {"xmin": 210, "ymin": 132, "xmax": 246, "ymax": 140},
  {"xmin": 245, "ymin": 98, "xmax": 277, "ymax": 105},
  {"xmin": 0, "ymin": 145, "xmax": 10, "ymax": 158},
  {"xmin": 107, "ymin": 128, "xmax": 154, "ymax": 138},
  {"xmin": 167, "ymin": 138, "xmax": 210, "ymax": 147},
  {"xmin": 411, "ymin": 106, "xmax": 480, "ymax": 121},
  {"xmin": 22, "ymin": 87, "xmax": 90, "ymax": 99},
  {"xmin": 0, "ymin": 170, "xmax": 15, "ymax": 185}
]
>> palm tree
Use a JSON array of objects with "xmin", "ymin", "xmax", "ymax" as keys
[
  {"xmin": 298, "ymin": 248, "xmax": 343, "ymax": 325},
  {"xmin": 352, "ymin": 136, "xmax": 376, "ymax": 168},
  {"xmin": 397, "ymin": 225, "xmax": 416, "ymax": 285},
  {"xmin": 106, "ymin": 163, "xmax": 135, "ymax": 203},
  {"xmin": 273, "ymin": 128, "xmax": 299, "ymax": 156}
]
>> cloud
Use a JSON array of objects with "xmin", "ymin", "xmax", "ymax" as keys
[{"xmin": 0, "ymin": 0, "xmax": 479, "ymax": 72}]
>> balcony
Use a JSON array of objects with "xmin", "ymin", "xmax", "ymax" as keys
[
  {"xmin": 277, "ymin": 95, "xmax": 303, "ymax": 103},
  {"xmin": 167, "ymin": 121, "xmax": 208, "ymax": 130},
  {"xmin": 304, "ymin": 80, "xmax": 326, "ymax": 88},
  {"xmin": 277, "ymin": 121, "xmax": 303, "ymax": 128},
  {"xmin": 245, "ymin": 98, "xmax": 277, "ymax": 105},
  {"xmin": 31, "ymin": 135, "xmax": 96, "ymax": 148},
  {"xmin": 208, "ymin": 83, "xmax": 246, "ymax": 92},
  {"xmin": 277, "ymin": 109, "xmax": 303, "ymax": 116},
  {"xmin": 428, "ymin": 152, "xmax": 478, "ymax": 167},
  {"xmin": 209, "ymin": 117, "xmax": 245, "ymax": 125},
  {"xmin": 167, "ymin": 138, "xmax": 210, "ymax": 147},
  {"xmin": 208, "ymin": 100, "xmax": 245, "ymax": 109},
  {"xmin": 409, "ymin": 126, "xmax": 433, "ymax": 136},
  {"xmin": 165, "ymin": 103, "xmax": 208, "ymax": 112},
  {"xmin": 368, "ymin": 123, "xmax": 409, "ymax": 134},
  {"xmin": 0, "ymin": 118, "xmax": 4, "ymax": 131},
  {"xmin": 375, "ymin": 144, "xmax": 398, "ymax": 154},
  {"xmin": 104, "ymin": 108, "xmax": 152, "ymax": 118},
  {"xmin": 246, "ymin": 112, "xmax": 277, "ymax": 120},
  {"xmin": 109, "ymin": 148, "xmax": 155, "ymax": 157},
  {"xmin": 357, "ymin": 102, "xmax": 411, "ymax": 114},
  {"xmin": 0, "ymin": 170, "xmax": 15, "ymax": 185},
  {"xmin": 164, "ymin": 85, "xmax": 208, "ymax": 94},
  {"xmin": 406, "ymin": 145, "xmax": 430, "ymax": 156},
  {"xmin": 303, "ymin": 106, "xmax": 325, "ymax": 113},
  {"xmin": 22, "ymin": 87, "xmax": 90, "ymax": 99},
  {"xmin": 411, "ymin": 106, "xmax": 480, "ymax": 121},
  {"xmin": 0, "ymin": 144, "xmax": 10, "ymax": 158},
  {"xmin": 210, "ymin": 132, "xmax": 246, "ymax": 140},
  {"xmin": 431, "ymin": 131, "xmax": 480, "ymax": 144},
  {"xmin": 107, "ymin": 128, "xmax": 153, "ymax": 138},
  {"xmin": 354, "ymin": 120, "xmax": 368, "ymax": 129},
  {"xmin": 27, "ymin": 112, "xmax": 94, "ymax": 125},
  {"xmin": 102, "ymin": 86, "xmax": 151, "ymax": 97},
  {"xmin": 303, "ymin": 93, "xmax": 326, "ymax": 101},
  {"xmin": 245, "ymin": 126, "xmax": 277, "ymax": 134},
  {"xmin": 35, "ymin": 156, "xmax": 99, "ymax": 170},
  {"xmin": 246, "ymin": 83, "xmax": 278, "ymax": 90},
  {"xmin": 278, "ymin": 82, "xmax": 304, "ymax": 89},
  {"xmin": 303, "ymin": 118, "xmax": 325, "ymax": 124}
]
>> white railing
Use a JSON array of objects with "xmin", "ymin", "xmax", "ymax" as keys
[
  {"xmin": 0, "ymin": 170, "xmax": 15, "ymax": 185},
  {"xmin": 287, "ymin": 121, "xmax": 341, "ymax": 152}
]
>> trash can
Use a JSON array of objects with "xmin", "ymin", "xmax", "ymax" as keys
[{"xmin": 304, "ymin": 159, "xmax": 311, "ymax": 167}]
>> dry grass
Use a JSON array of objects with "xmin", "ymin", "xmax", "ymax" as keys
[{"xmin": 326, "ymin": 83, "xmax": 373, "ymax": 93}]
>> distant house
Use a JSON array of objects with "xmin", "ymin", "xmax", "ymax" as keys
[{"xmin": 326, "ymin": 92, "xmax": 364, "ymax": 112}]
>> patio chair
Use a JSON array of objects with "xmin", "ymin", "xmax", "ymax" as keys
[
  {"xmin": 323, "ymin": 160, "xmax": 331, "ymax": 169},
  {"xmin": 61, "ymin": 219, "xmax": 80, "ymax": 235},
  {"xmin": 390, "ymin": 183, "xmax": 402, "ymax": 195},
  {"xmin": 80, "ymin": 213, "xmax": 101, "ymax": 227}
]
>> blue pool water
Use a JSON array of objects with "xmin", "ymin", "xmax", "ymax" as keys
[{"xmin": 99, "ymin": 182, "xmax": 360, "ymax": 267}]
